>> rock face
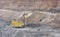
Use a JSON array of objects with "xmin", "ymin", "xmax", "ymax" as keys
[
  {"xmin": 47, "ymin": 14, "xmax": 60, "ymax": 28},
  {"xmin": 0, "ymin": 0, "xmax": 59, "ymax": 11},
  {"xmin": 25, "ymin": 12, "xmax": 60, "ymax": 28}
]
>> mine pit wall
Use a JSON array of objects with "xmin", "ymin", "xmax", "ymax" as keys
[{"xmin": 0, "ymin": 0, "xmax": 60, "ymax": 11}]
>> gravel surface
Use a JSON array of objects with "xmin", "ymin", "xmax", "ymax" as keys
[{"xmin": 0, "ymin": 19, "xmax": 60, "ymax": 37}]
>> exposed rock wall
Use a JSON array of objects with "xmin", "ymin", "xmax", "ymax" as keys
[{"xmin": 0, "ymin": 0, "xmax": 59, "ymax": 11}]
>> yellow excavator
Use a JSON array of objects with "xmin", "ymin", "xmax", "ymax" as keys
[
  {"xmin": 11, "ymin": 13, "xmax": 24, "ymax": 28},
  {"xmin": 11, "ymin": 19, "xmax": 24, "ymax": 28},
  {"xmin": 11, "ymin": 12, "xmax": 32, "ymax": 28}
]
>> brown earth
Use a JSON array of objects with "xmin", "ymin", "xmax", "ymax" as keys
[{"xmin": 0, "ymin": 0, "xmax": 59, "ymax": 10}]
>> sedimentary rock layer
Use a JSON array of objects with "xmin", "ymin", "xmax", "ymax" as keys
[{"xmin": 0, "ymin": 0, "xmax": 59, "ymax": 11}]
